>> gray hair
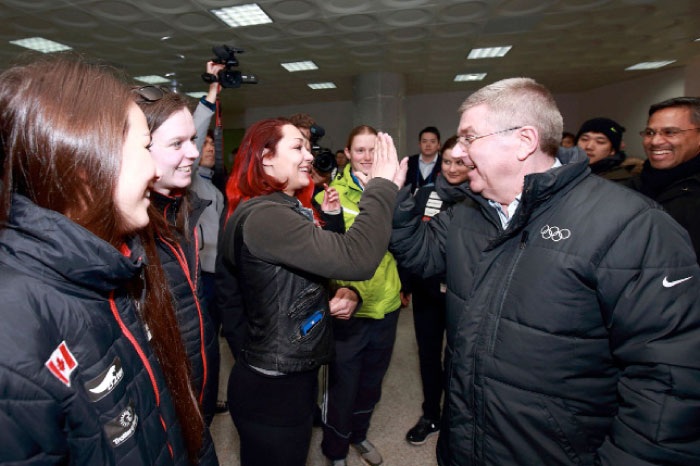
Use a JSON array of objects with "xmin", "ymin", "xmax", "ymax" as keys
[{"xmin": 459, "ymin": 77, "xmax": 563, "ymax": 156}]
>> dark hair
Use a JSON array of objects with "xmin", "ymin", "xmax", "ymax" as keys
[
  {"xmin": 225, "ymin": 119, "xmax": 316, "ymax": 221},
  {"xmin": 562, "ymin": 131, "xmax": 575, "ymax": 139},
  {"xmin": 441, "ymin": 135, "xmax": 459, "ymax": 153},
  {"xmin": 419, "ymin": 126, "xmax": 441, "ymax": 142},
  {"xmin": 134, "ymin": 91, "xmax": 194, "ymax": 242},
  {"xmin": 288, "ymin": 112, "xmax": 315, "ymax": 129},
  {"xmin": 0, "ymin": 56, "xmax": 203, "ymax": 462},
  {"xmin": 649, "ymin": 97, "xmax": 700, "ymax": 125}
]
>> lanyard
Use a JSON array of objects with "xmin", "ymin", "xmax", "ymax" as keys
[{"xmin": 350, "ymin": 170, "xmax": 364, "ymax": 192}]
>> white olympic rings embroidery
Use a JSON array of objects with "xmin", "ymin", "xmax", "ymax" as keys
[{"xmin": 540, "ymin": 224, "xmax": 571, "ymax": 242}]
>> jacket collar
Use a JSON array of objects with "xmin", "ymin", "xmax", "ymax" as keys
[
  {"xmin": 638, "ymin": 152, "xmax": 700, "ymax": 198},
  {"xmin": 0, "ymin": 194, "xmax": 145, "ymax": 293},
  {"xmin": 466, "ymin": 146, "xmax": 590, "ymax": 248},
  {"xmin": 435, "ymin": 174, "xmax": 469, "ymax": 204}
]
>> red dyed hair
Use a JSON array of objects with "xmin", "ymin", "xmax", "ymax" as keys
[{"xmin": 225, "ymin": 118, "xmax": 316, "ymax": 221}]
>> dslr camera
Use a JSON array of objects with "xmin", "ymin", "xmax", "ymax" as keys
[{"xmin": 202, "ymin": 45, "xmax": 258, "ymax": 89}]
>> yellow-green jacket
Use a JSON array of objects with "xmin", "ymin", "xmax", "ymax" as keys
[{"xmin": 315, "ymin": 165, "xmax": 401, "ymax": 319}]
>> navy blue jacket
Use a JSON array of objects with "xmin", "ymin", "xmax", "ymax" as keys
[{"xmin": 0, "ymin": 195, "xmax": 189, "ymax": 465}]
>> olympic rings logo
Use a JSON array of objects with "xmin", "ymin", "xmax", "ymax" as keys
[{"xmin": 540, "ymin": 224, "xmax": 571, "ymax": 242}]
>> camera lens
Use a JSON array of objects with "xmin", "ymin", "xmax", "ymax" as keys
[{"xmin": 313, "ymin": 151, "xmax": 336, "ymax": 174}]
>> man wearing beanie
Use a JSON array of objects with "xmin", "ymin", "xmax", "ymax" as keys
[
  {"xmin": 625, "ymin": 97, "xmax": 700, "ymax": 262},
  {"xmin": 576, "ymin": 117, "xmax": 636, "ymax": 181}
]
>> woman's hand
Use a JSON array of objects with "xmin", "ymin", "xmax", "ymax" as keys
[
  {"xmin": 329, "ymin": 287, "xmax": 359, "ymax": 320},
  {"xmin": 321, "ymin": 184, "xmax": 341, "ymax": 212},
  {"xmin": 393, "ymin": 157, "xmax": 409, "ymax": 189},
  {"xmin": 369, "ymin": 132, "xmax": 399, "ymax": 183}
]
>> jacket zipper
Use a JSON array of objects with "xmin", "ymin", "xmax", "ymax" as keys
[
  {"xmin": 487, "ymin": 230, "xmax": 528, "ymax": 354},
  {"xmin": 109, "ymin": 291, "xmax": 174, "ymax": 458}
]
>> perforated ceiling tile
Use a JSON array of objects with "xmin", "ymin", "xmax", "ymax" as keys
[
  {"xmin": 438, "ymin": 1, "xmax": 489, "ymax": 21},
  {"xmin": 381, "ymin": 0, "xmax": 432, "ymax": 8},
  {"xmin": 48, "ymin": 9, "xmax": 99, "ymax": 28},
  {"xmin": 9, "ymin": 17, "xmax": 57, "ymax": 35},
  {"xmin": 139, "ymin": 0, "xmax": 194, "ymax": 15},
  {"xmin": 299, "ymin": 37, "xmax": 339, "ymax": 49},
  {"xmin": 174, "ymin": 12, "xmax": 220, "ymax": 32},
  {"xmin": 256, "ymin": 41, "xmax": 296, "ymax": 53},
  {"xmin": 127, "ymin": 21, "xmax": 175, "ymax": 38},
  {"xmin": 557, "ymin": 0, "xmax": 614, "ymax": 11},
  {"xmin": 433, "ymin": 22, "xmax": 481, "ymax": 38},
  {"xmin": 267, "ymin": 0, "xmax": 315, "ymax": 20},
  {"xmin": 2, "ymin": 0, "xmax": 54, "ymax": 10}
]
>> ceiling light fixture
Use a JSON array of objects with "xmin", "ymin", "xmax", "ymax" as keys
[
  {"xmin": 9, "ymin": 37, "xmax": 72, "ymax": 53},
  {"xmin": 308, "ymin": 82, "xmax": 336, "ymax": 90},
  {"xmin": 467, "ymin": 46, "xmax": 512, "ymax": 59},
  {"xmin": 210, "ymin": 3, "xmax": 273, "ymax": 27},
  {"xmin": 454, "ymin": 73, "xmax": 487, "ymax": 82},
  {"xmin": 134, "ymin": 75, "xmax": 170, "ymax": 84},
  {"xmin": 281, "ymin": 61, "xmax": 318, "ymax": 72},
  {"xmin": 625, "ymin": 60, "xmax": 676, "ymax": 70}
]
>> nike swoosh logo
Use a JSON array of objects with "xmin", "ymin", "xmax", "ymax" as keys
[{"xmin": 662, "ymin": 276, "xmax": 693, "ymax": 288}]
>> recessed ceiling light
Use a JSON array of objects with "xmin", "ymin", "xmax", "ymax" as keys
[
  {"xmin": 308, "ymin": 82, "xmax": 336, "ymax": 90},
  {"xmin": 186, "ymin": 92, "xmax": 208, "ymax": 99},
  {"xmin": 454, "ymin": 73, "xmax": 487, "ymax": 82},
  {"xmin": 467, "ymin": 46, "xmax": 512, "ymax": 59},
  {"xmin": 281, "ymin": 61, "xmax": 318, "ymax": 72},
  {"xmin": 9, "ymin": 37, "xmax": 71, "ymax": 53},
  {"xmin": 625, "ymin": 60, "xmax": 676, "ymax": 70},
  {"xmin": 695, "ymin": 37, "xmax": 700, "ymax": 42},
  {"xmin": 160, "ymin": 36, "xmax": 171, "ymax": 41},
  {"xmin": 134, "ymin": 75, "xmax": 170, "ymax": 84},
  {"xmin": 211, "ymin": 3, "xmax": 273, "ymax": 27},
  {"xmin": 164, "ymin": 72, "xmax": 176, "ymax": 77}
]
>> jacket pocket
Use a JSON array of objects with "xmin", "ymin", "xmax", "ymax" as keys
[
  {"xmin": 288, "ymin": 284, "xmax": 323, "ymax": 318},
  {"xmin": 540, "ymin": 395, "xmax": 586, "ymax": 465}
]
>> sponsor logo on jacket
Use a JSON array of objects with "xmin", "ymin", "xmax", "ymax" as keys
[
  {"xmin": 84, "ymin": 357, "xmax": 124, "ymax": 402},
  {"xmin": 106, "ymin": 401, "xmax": 138, "ymax": 447},
  {"xmin": 540, "ymin": 224, "xmax": 571, "ymax": 242}
]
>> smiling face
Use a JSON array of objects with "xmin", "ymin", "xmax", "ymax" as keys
[
  {"xmin": 263, "ymin": 124, "xmax": 314, "ymax": 196},
  {"xmin": 441, "ymin": 147, "xmax": 471, "ymax": 185},
  {"xmin": 455, "ymin": 104, "xmax": 522, "ymax": 204},
  {"xmin": 577, "ymin": 131, "xmax": 615, "ymax": 164},
  {"xmin": 643, "ymin": 106, "xmax": 700, "ymax": 170},
  {"xmin": 114, "ymin": 103, "xmax": 159, "ymax": 230},
  {"xmin": 346, "ymin": 132, "xmax": 376, "ymax": 177},
  {"xmin": 149, "ymin": 107, "xmax": 198, "ymax": 195}
]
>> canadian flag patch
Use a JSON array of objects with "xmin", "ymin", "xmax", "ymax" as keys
[{"xmin": 45, "ymin": 341, "xmax": 78, "ymax": 387}]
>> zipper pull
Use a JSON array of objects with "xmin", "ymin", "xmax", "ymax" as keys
[{"xmin": 520, "ymin": 230, "xmax": 529, "ymax": 249}]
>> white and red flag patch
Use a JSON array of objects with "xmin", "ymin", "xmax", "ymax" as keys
[{"xmin": 45, "ymin": 341, "xmax": 78, "ymax": 387}]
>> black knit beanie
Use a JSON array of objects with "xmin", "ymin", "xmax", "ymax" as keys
[{"xmin": 575, "ymin": 118, "xmax": 625, "ymax": 152}]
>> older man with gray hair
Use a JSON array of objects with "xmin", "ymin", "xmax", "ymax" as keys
[{"xmin": 390, "ymin": 77, "xmax": 700, "ymax": 466}]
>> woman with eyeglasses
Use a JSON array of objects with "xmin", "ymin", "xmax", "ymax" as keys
[
  {"xmin": 133, "ymin": 87, "xmax": 219, "ymax": 464},
  {"xmin": 0, "ymin": 57, "xmax": 204, "ymax": 464},
  {"xmin": 217, "ymin": 118, "xmax": 400, "ymax": 466}
]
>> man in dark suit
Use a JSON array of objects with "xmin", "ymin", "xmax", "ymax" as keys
[{"xmin": 405, "ymin": 126, "xmax": 442, "ymax": 194}]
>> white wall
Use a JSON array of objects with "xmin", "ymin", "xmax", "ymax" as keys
[{"xmin": 239, "ymin": 64, "xmax": 694, "ymax": 159}]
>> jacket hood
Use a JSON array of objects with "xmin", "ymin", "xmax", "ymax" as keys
[{"xmin": 0, "ymin": 194, "xmax": 145, "ymax": 293}]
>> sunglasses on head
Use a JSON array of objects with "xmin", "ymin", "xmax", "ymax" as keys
[{"xmin": 132, "ymin": 85, "xmax": 168, "ymax": 102}]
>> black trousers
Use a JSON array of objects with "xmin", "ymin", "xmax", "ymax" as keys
[
  {"xmin": 228, "ymin": 361, "xmax": 318, "ymax": 466},
  {"xmin": 412, "ymin": 286, "xmax": 446, "ymax": 421},
  {"xmin": 321, "ymin": 310, "xmax": 400, "ymax": 460},
  {"xmin": 201, "ymin": 271, "xmax": 220, "ymax": 425}
]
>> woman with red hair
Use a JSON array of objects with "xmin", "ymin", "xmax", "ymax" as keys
[{"xmin": 217, "ymin": 118, "xmax": 400, "ymax": 466}]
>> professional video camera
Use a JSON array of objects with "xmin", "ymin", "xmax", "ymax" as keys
[
  {"xmin": 309, "ymin": 124, "xmax": 337, "ymax": 175},
  {"xmin": 201, "ymin": 45, "xmax": 258, "ymax": 89}
]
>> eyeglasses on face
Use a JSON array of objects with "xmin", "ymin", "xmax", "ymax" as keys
[
  {"xmin": 639, "ymin": 127, "xmax": 700, "ymax": 138},
  {"xmin": 456, "ymin": 126, "xmax": 522, "ymax": 150},
  {"xmin": 131, "ymin": 85, "xmax": 168, "ymax": 102}
]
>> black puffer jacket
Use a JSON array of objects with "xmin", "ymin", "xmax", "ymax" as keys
[
  {"xmin": 391, "ymin": 149, "xmax": 700, "ymax": 466},
  {"xmin": 0, "ymin": 195, "xmax": 188, "ymax": 465},
  {"xmin": 152, "ymin": 192, "xmax": 217, "ymax": 405},
  {"xmin": 151, "ymin": 192, "xmax": 218, "ymax": 464},
  {"xmin": 625, "ymin": 155, "xmax": 700, "ymax": 262}
]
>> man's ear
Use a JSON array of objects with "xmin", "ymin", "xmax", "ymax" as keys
[{"xmin": 516, "ymin": 126, "xmax": 539, "ymax": 161}]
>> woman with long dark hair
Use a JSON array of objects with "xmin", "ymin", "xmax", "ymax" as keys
[
  {"xmin": 0, "ymin": 57, "xmax": 203, "ymax": 464},
  {"xmin": 217, "ymin": 118, "xmax": 400, "ymax": 466},
  {"xmin": 132, "ymin": 89, "xmax": 219, "ymax": 463}
]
